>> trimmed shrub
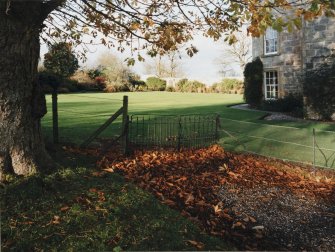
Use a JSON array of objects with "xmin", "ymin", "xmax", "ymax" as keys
[
  {"xmin": 244, "ymin": 57, "xmax": 263, "ymax": 107},
  {"xmin": 187, "ymin": 80, "xmax": 206, "ymax": 93},
  {"xmin": 303, "ymin": 56, "xmax": 335, "ymax": 120},
  {"xmin": 211, "ymin": 78, "xmax": 244, "ymax": 94},
  {"xmin": 175, "ymin": 79, "xmax": 206, "ymax": 93},
  {"xmin": 166, "ymin": 86, "xmax": 175, "ymax": 92},
  {"xmin": 104, "ymin": 83, "xmax": 130, "ymax": 93},
  {"xmin": 175, "ymin": 78, "xmax": 188, "ymax": 92},
  {"xmin": 146, "ymin": 77, "xmax": 167, "ymax": 91}
]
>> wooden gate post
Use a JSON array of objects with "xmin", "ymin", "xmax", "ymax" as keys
[
  {"xmin": 52, "ymin": 87, "xmax": 59, "ymax": 144},
  {"xmin": 122, "ymin": 96, "xmax": 129, "ymax": 155}
]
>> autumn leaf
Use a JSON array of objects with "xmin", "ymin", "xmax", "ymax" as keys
[
  {"xmin": 163, "ymin": 199, "xmax": 176, "ymax": 206},
  {"xmin": 185, "ymin": 194, "xmax": 194, "ymax": 204},
  {"xmin": 60, "ymin": 206, "xmax": 70, "ymax": 212},
  {"xmin": 51, "ymin": 216, "xmax": 61, "ymax": 225},
  {"xmin": 249, "ymin": 216, "xmax": 257, "ymax": 223},
  {"xmin": 103, "ymin": 168, "xmax": 114, "ymax": 173},
  {"xmin": 213, "ymin": 204, "xmax": 222, "ymax": 214},
  {"xmin": 186, "ymin": 240, "xmax": 204, "ymax": 249}
]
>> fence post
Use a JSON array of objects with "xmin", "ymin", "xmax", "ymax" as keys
[
  {"xmin": 177, "ymin": 116, "xmax": 182, "ymax": 151},
  {"xmin": 215, "ymin": 114, "xmax": 220, "ymax": 141},
  {"xmin": 313, "ymin": 128, "xmax": 316, "ymax": 169},
  {"xmin": 122, "ymin": 96, "xmax": 129, "ymax": 155},
  {"xmin": 52, "ymin": 87, "xmax": 59, "ymax": 144}
]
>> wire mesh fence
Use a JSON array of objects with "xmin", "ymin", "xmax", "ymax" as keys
[
  {"xmin": 128, "ymin": 114, "xmax": 220, "ymax": 150},
  {"xmin": 218, "ymin": 118, "xmax": 335, "ymax": 169}
]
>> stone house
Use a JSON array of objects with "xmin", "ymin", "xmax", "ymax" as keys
[{"xmin": 252, "ymin": 15, "xmax": 335, "ymax": 101}]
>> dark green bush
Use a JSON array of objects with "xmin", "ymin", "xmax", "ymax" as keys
[
  {"xmin": 146, "ymin": 77, "xmax": 167, "ymax": 91},
  {"xmin": 39, "ymin": 71, "xmax": 82, "ymax": 93},
  {"xmin": 63, "ymin": 79, "xmax": 80, "ymax": 92},
  {"xmin": 38, "ymin": 71, "xmax": 61, "ymax": 90},
  {"xmin": 261, "ymin": 94, "xmax": 303, "ymax": 116},
  {"xmin": 303, "ymin": 56, "xmax": 335, "ymax": 120},
  {"xmin": 243, "ymin": 57, "xmax": 263, "ymax": 107},
  {"xmin": 87, "ymin": 68, "xmax": 104, "ymax": 80},
  {"xmin": 75, "ymin": 81, "xmax": 105, "ymax": 92},
  {"xmin": 129, "ymin": 79, "xmax": 146, "ymax": 91}
]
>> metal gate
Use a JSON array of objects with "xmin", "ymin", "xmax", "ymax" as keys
[{"xmin": 128, "ymin": 114, "xmax": 220, "ymax": 150}]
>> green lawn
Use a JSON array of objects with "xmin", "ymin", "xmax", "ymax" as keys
[
  {"xmin": 42, "ymin": 92, "xmax": 251, "ymax": 144},
  {"xmin": 42, "ymin": 92, "xmax": 335, "ymax": 168}
]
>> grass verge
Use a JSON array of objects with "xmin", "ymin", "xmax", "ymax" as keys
[{"xmin": 0, "ymin": 148, "xmax": 234, "ymax": 251}]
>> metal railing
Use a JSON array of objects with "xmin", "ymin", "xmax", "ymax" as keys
[{"xmin": 128, "ymin": 114, "xmax": 220, "ymax": 150}]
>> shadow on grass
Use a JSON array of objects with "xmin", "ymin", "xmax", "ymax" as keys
[
  {"xmin": 41, "ymin": 100, "xmax": 335, "ymax": 168},
  {"xmin": 43, "ymin": 101, "xmax": 335, "ymax": 145},
  {"xmin": 1, "ymin": 149, "xmax": 234, "ymax": 251},
  {"xmin": 42, "ymin": 103, "xmax": 266, "ymax": 145}
]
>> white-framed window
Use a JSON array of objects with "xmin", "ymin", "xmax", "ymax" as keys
[
  {"xmin": 264, "ymin": 71, "xmax": 278, "ymax": 100},
  {"xmin": 264, "ymin": 28, "xmax": 278, "ymax": 55}
]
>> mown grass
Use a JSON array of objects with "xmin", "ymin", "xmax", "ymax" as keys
[
  {"xmin": 1, "ymin": 149, "xmax": 234, "ymax": 251},
  {"xmin": 42, "ymin": 92, "xmax": 249, "ymax": 144},
  {"xmin": 42, "ymin": 92, "xmax": 335, "ymax": 168}
]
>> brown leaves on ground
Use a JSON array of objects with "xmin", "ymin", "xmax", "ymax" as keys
[
  {"xmin": 97, "ymin": 145, "xmax": 335, "ymax": 250},
  {"xmin": 98, "ymin": 145, "xmax": 334, "ymax": 199}
]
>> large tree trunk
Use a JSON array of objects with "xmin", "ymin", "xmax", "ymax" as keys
[{"xmin": 0, "ymin": 5, "xmax": 53, "ymax": 178}]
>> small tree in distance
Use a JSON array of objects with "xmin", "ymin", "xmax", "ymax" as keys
[
  {"xmin": 243, "ymin": 57, "xmax": 264, "ymax": 108},
  {"xmin": 44, "ymin": 42, "xmax": 79, "ymax": 82}
]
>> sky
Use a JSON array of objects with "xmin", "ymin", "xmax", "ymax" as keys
[{"xmin": 40, "ymin": 35, "xmax": 243, "ymax": 86}]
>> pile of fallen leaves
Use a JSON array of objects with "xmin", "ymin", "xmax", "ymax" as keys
[{"xmin": 96, "ymin": 145, "xmax": 335, "ymax": 250}]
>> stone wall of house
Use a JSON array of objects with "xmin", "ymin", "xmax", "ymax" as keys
[
  {"xmin": 303, "ymin": 17, "xmax": 335, "ymax": 70},
  {"xmin": 252, "ymin": 28, "xmax": 303, "ymax": 97},
  {"xmin": 252, "ymin": 16, "xmax": 335, "ymax": 99}
]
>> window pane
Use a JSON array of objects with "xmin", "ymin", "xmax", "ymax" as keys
[
  {"xmin": 264, "ymin": 71, "xmax": 279, "ymax": 99},
  {"xmin": 265, "ymin": 28, "xmax": 278, "ymax": 54}
]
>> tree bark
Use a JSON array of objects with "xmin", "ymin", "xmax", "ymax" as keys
[{"xmin": 0, "ymin": 5, "xmax": 53, "ymax": 178}]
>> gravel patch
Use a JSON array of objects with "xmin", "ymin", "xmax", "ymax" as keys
[
  {"xmin": 231, "ymin": 104, "xmax": 302, "ymax": 121},
  {"xmin": 263, "ymin": 113, "xmax": 301, "ymax": 121},
  {"xmin": 218, "ymin": 184, "xmax": 335, "ymax": 251}
]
